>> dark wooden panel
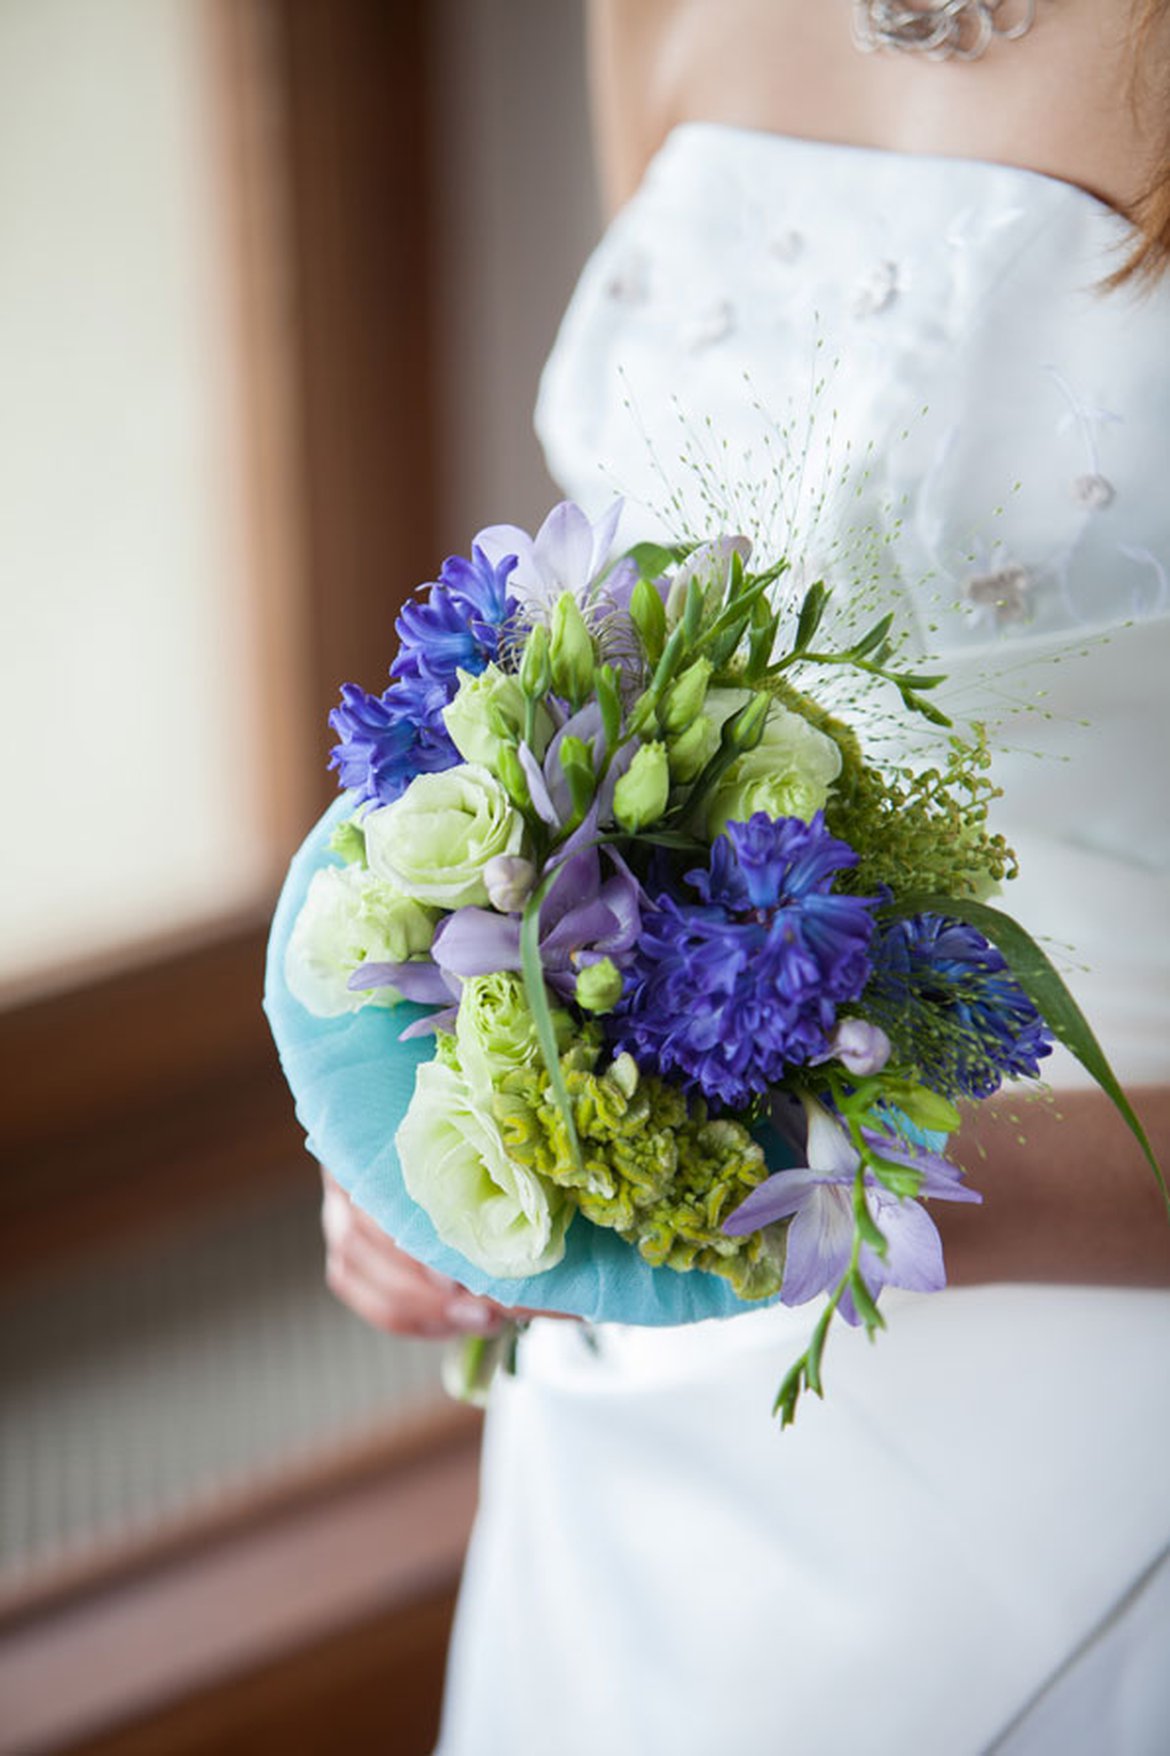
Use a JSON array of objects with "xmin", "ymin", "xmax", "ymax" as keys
[
  {"xmin": 64, "ymin": 1591, "xmax": 459, "ymax": 1756},
  {"xmin": 279, "ymin": 0, "xmax": 439, "ymax": 764},
  {"xmin": 0, "ymin": 1413, "xmax": 480, "ymax": 1756}
]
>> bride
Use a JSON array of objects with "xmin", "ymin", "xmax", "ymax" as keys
[{"xmin": 322, "ymin": 3, "xmax": 1170, "ymax": 1749}]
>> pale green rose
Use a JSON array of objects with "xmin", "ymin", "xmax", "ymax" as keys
[
  {"xmin": 442, "ymin": 664, "xmax": 551, "ymax": 771},
  {"xmin": 364, "ymin": 763, "xmax": 525, "ymax": 908},
  {"xmin": 613, "ymin": 740, "xmax": 670, "ymax": 832},
  {"xmin": 284, "ymin": 863, "xmax": 436, "ymax": 1017},
  {"xmin": 706, "ymin": 704, "xmax": 842, "ymax": 839},
  {"xmin": 702, "ymin": 685, "xmax": 754, "ymax": 733},
  {"xmin": 455, "ymin": 971, "xmax": 569, "ymax": 1098},
  {"xmin": 395, "ymin": 1058, "xmax": 571, "ymax": 1277}
]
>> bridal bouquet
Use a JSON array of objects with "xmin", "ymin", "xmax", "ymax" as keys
[{"xmin": 266, "ymin": 501, "xmax": 1160, "ymax": 1421}]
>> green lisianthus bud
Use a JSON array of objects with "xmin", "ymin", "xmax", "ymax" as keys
[
  {"xmin": 613, "ymin": 740, "xmax": 670, "ymax": 832},
  {"xmin": 519, "ymin": 623, "xmax": 551, "ymax": 698},
  {"xmin": 329, "ymin": 818, "xmax": 368, "ymax": 866},
  {"xmin": 549, "ymin": 592, "xmax": 595, "ymax": 704},
  {"xmin": 558, "ymin": 734, "xmax": 596, "ymax": 818},
  {"xmin": 629, "ymin": 575, "xmax": 667, "ymax": 664},
  {"xmin": 575, "ymin": 956, "xmax": 624, "ymax": 1014},
  {"xmin": 667, "ymin": 714, "xmax": 717, "ymax": 782},
  {"xmin": 483, "ymin": 854, "xmax": 537, "ymax": 913},
  {"xmin": 661, "ymin": 657, "xmax": 713, "ymax": 735},
  {"xmin": 722, "ymin": 691, "xmax": 771, "ymax": 755},
  {"xmin": 494, "ymin": 744, "xmax": 532, "ymax": 811}
]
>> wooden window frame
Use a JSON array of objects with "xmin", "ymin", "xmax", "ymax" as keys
[
  {"xmin": 1, "ymin": 8, "xmax": 472, "ymax": 1747},
  {"xmin": 0, "ymin": 0, "xmax": 439, "ymax": 1281}
]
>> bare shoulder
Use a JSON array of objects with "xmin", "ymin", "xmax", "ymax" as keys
[{"xmin": 586, "ymin": 0, "xmax": 682, "ymax": 215}]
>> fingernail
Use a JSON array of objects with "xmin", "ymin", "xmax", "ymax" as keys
[
  {"xmin": 445, "ymin": 1297, "xmax": 502, "ymax": 1334},
  {"xmin": 321, "ymin": 1189, "xmax": 349, "ymax": 1234}
]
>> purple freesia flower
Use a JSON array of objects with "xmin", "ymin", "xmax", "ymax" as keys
[
  {"xmin": 609, "ymin": 814, "xmax": 877, "ymax": 1109},
  {"xmin": 724, "ymin": 1099, "xmax": 981, "ymax": 1324},
  {"xmin": 474, "ymin": 500, "xmax": 623, "ymax": 614},
  {"xmin": 431, "ymin": 845, "xmax": 642, "ymax": 1001},
  {"xmin": 328, "ymin": 544, "xmax": 519, "ymax": 807}
]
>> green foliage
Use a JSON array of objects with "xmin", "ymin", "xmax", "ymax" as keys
[
  {"xmin": 761, "ymin": 676, "xmax": 1016, "ymax": 900},
  {"xmin": 493, "ymin": 1032, "xmax": 786, "ymax": 1301}
]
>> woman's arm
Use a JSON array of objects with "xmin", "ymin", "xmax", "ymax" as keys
[{"xmin": 940, "ymin": 1087, "xmax": 1170, "ymax": 1287}]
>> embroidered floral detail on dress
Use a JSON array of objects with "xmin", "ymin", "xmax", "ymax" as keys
[
  {"xmin": 769, "ymin": 229, "xmax": 805, "ymax": 264},
  {"xmin": 604, "ymin": 251, "xmax": 650, "ymax": 306},
  {"xmin": 961, "ymin": 562, "xmax": 1033, "ymax": 627},
  {"xmin": 852, "ymin": 261, "xmax": 900, "ymax": 317},
  {"xmin": 678, "ymin": 299, "xmax": 736, "ymax": 352},
  {"xmin": 1071, "ymin": 472, "xmax": 1115, "ymax": 510}
]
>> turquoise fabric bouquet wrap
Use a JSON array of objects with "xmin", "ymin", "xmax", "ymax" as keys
[{"xmin": 265, "ymin": 501, "xmax": 1160, "ymax": 1420}]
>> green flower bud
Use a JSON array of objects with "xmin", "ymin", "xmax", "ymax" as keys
[
  {"xmin": 549, "ymin": 592, "xmax": 595, "ymax": 704},
  {"xmin": 722, "ymin": 691, "xmax": 771, "ymax": 755},
  {"xmin": 667, "ymin": 714, "xmax": 717, "ymax": 782},
  {"xmin": 495, "ymin": 743, "xmax": 533, "ymax": 810},
  {"xmin": 575, "ymin": 956, "xmax": 624, "ymax": 1014},
  {"xmin": 329, "ymin": 818, "xmax": 367, "ymax": 866},
  {"xmin": 613, "ymin": 740, "xmax": 670, "ymax": 832},
  {"xmin": 661, "ymin": 657, "xmax": 713, "ymax": 735},
  {"xmin": 483, "ymin": 854, "xmax": 537, "ymax": 912},
  {"xmin": 629, "ymin": 575, "xmax": 667, "ymax": 664},
  {"xmin": 519, "ymin": 623, "xmax": 551, "ymax": 698},
  {"xmin": 558, "ymin": 734, "xmax": 596, "ymax": 818}
]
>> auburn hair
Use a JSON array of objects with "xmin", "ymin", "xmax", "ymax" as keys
[{"xmin": 1113, "ymin": 0, "xmax": 1170, "ymax": 283}]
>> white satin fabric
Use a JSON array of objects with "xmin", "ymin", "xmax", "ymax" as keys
[{"xmin": 437, "ymin": 127, "xmax": 1170, "ymax": 1755}]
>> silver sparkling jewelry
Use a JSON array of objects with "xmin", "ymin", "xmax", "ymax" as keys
[{"xmin": 852, "ymin": 1, "xmax": 1036, "ymax": 61}]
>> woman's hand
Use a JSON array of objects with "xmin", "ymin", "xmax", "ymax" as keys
[{"xmin": 321, "ymin": 1170, "xmax": 514, "ymax": 1338}]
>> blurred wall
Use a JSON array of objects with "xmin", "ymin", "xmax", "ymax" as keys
[
  {"xmin": 0, "ymin": 0, "xmax": 266, "ymax": 990},
  {"xmin": 430, "ymin": 0, "xmax": 600, "ymax": 546}
]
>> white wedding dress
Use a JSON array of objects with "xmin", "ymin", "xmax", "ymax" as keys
[{"xmin": 436, "ymin": 127, "xmax": 1170, "ymax": 1756}]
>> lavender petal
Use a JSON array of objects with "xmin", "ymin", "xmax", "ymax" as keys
[
  {"xmin": 781, "ymin": 1185, "xmax": 855, "ymax": 1307},
  {"xmin": 432, "ymin": 908, "xmax": 522, "ymax": 977},
  {"xmin": 348, "ymin": 960, "xmax": 450, "ymax": 1003}
]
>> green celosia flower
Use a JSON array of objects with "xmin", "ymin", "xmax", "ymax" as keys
[{"xmin": 492, "ymin": 1031, "xmax": 785, "ymax": 1301}]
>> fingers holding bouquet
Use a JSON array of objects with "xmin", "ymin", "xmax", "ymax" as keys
[{"xmin": 321, "ymin": 1171, "xmax": 570, "ymax": 1339}]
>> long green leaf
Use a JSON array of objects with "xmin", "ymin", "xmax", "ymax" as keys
[
  {"xmin": 520, "ymin": 873, "xmax": 583, "ymax": 1172},
  {"xmin": 890, "ymin": 892, "xmax": 1167, "ymax": 1205}
]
